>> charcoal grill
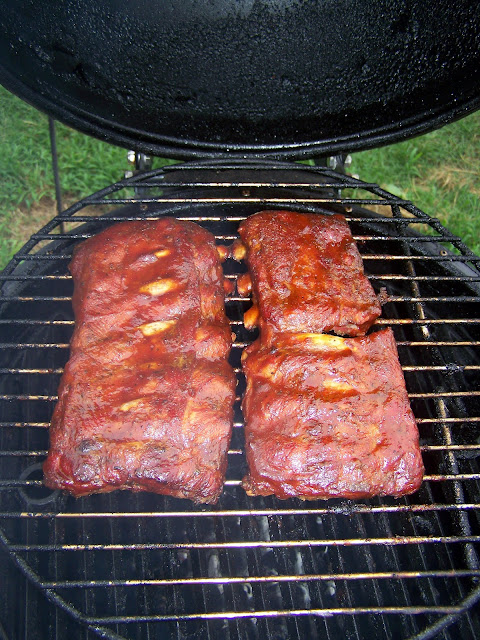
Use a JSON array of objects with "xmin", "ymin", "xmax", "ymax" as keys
[
  {"xmin": 1, "ymin": 1, "xmax": 480, "ymax": 637},
  {"xmin": 0, "ymin": 160, "xmax": 479, "ymax": 640}
]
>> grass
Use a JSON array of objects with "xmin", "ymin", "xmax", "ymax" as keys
[
  {"xmin": 1, "ymin": 84, "xmax": 480, "ymax": 269},
  {"xmin": 351, "ymin": 112, "xmax": 480, "ymax": 256},
  {"xmin": 0, "ymin": 86, "xmax": 131, "ymax": 267}
]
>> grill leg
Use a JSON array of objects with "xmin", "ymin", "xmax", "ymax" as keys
[{"xmin": 48, "ymin": 117, "xmax": 65, "ymax": 234}]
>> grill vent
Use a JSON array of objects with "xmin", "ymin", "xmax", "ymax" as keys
[{"xmin": 0, "ymin": 160, "xmax": 479, "ymax": 640}]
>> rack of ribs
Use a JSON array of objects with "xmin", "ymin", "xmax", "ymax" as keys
[
  {"xmin": 241, "ymin": 329, "xmax": 424, "ymax": 499},
  {"xmin": 236, "ymin": 211, "xmax": 423, "ymax": 500},
  {"xmin": 236, "ymin": 210, "xmax": 381, "ymax": 337},
  {"xmin": 43, "ymin": 218, "xmax": 236, "ymax": 503}
]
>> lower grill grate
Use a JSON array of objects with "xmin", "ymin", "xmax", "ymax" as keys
[{"xmin": 0, "ymin": 160, "xmax": 479, "ymax": 640}]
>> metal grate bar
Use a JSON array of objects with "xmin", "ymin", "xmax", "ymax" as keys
[
  {"xmin": 0, "ymin": 321, "xmax": 74, "ymax": 326},
  {"xmin": 370, "ymin": 276, "xmax": 480, "ymax": 282},
  {"xmin": 40, "ymin": 569, "xmax": 480, "ymax": 589},
  {"xmin": 69, "ymin": 602, "xmax": 480, "ymax": 624},
  {"xmin": 0, "ymin": 317, "xmax": 478, "ymax": 327},
  {"xmin": 402, "ymin": 366, "xmax": 480, "ymax": 371},
  {"xmin": 232, "ymin": 340, "xmax": 479, "ymax": 348},
  {"xmin": 5, "ymin": 339, "xmax": 474, "ymax": 350},
  {"xmin": 382, "ymin": 296, "xmax": 479, "ymax": 302},
  {"xmin": 0, "ymin": 296, "xmax": 72, "ymax": 301},
  {"xmin": 0, "ymin": 395, "xmax": 58, "ymax": 401},
  {"xmin": 2, "ymin": 295, "xmax": 479, "ymax": 307},
  {"xmin": 3, "ymin": 273, "xmax": 479, "ymax": 284},
  {"xmin": 418, "ymin": 417, "xmax": 480, "ymax": 424},
  {"xmin": 375, "ymin": 318, "xmax": 480, "ymax": 325},
  {"xmin": 4, "ymin": 272, "xmax": 475, "ymax": 284},
  {"xmin": 0, "ymin": 450, "xmax": 47, "ymax": 456},
  {"xmin": 0, "ymin": 448, "xmax": 241, "ymax": 458},
  {"xmin": 46, "ymin": 212, "xmax": 472, "ymax": 226},
  {"xmin": 79, "ymin": 180, "xmax": 378, "ymax": 189},
  {"xmin": 71, "ymin": 197, "xmax": 411, "ymax": 206},
  {"xmin": 0, "ymin": 443, "xmax": 477, "ymax": 456},
  {"xmin": 422, "ymin": 444, "xmax": 480, "ymax": 451},
  {"xmin": 0, "ymin": 344, "xmax": 69, "ymax": 349},
  {"xmin": 4, "ymin": 391, "xmax": 476, "ymax": 403},
  {"xmin": 8, "ymin": 252, "xmax": 480, "ymax": 265},
  {"xmin": 28, "ymin": 232, "xmax": 464, "ymax": 245},
  {"xmin": 0, "ymin": 422, "xmax": 50, "ymax": 427},
  {"xmin": 397, "ymin": 341, "xmax": 479, "ymax": 346},
  {"xmin": 0, "ymin": 275, "xmax": 71, "ymax": 281},
  {"xmin": 2, "ymin": 364, "xmax": 480, "ymax": 375},
  {"xmin": 2, "ymin": 504, "xmax": 479, "ymax": 519},
  {"xmin": 408, "ymin": 392, "xmax": 480, "ymax": 398},
  {"xmin": 9, "ymin": 536, "xmax": 480, "ymax": 551},
  {"xmin": 0, "ymin": 369, "xmax": 64, "ymax": 374},
  {"xmin": 223, "ymin": 475, "xmax": 480, "ymax": 483}
]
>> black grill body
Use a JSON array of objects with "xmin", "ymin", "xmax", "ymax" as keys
[{"xmin": 0, "ymin": 161, "xmax": 479, "ymax": 640}]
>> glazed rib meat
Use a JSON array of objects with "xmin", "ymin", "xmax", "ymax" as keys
[
  {"xmin": 43, "ymin": 218, "xmax": 236, "ymax": 503},
  {"xmin": 237, "ymin": 210, "xmax": 381, "ymax": 336},
  {"xmin": 242, "ymin": 329, "xmax": 424, "ymax": 499}
]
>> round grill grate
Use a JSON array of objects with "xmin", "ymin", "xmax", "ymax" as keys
[{"xmin": 0, "ymin": 161, "xmax": 479, "ymax": 640}]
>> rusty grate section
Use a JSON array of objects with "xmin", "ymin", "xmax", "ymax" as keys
[{"xmin": 0, "ymin": 160, "xmax": 479, "ymax": 640}]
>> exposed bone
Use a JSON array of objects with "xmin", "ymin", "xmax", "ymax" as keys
[
  {"xmin": 232, "ymin": 239, "xmax": 247, "ymax": 261},
  {"xmin": 322, "ymin": 379, "xmax": 353, "ymax": 392},
  {"xmin": 216, "ymin": 245, "xmax": 229, "ymax": 261},
  {"xmin": 140, "ymin": 278, "xmax": 178, "ymax": 296},
  {"xmin": 259, "ymin": 363, "xmax": 277, "ymax": 379},
  {"xmin": 244, "ymin": 304, "xmax": 259, "ymax": 330},
  {"xmin": 237, "ymin": 273, "xmax": 252, "ymax": 296},
  {"xmin": 223, "ymin": 279, "xmax": 235, "ymax": 295},
  {"xmin": 154, "ymin": 249, "xmax": 171, "ymax": 258},
  {"xmin": 300, "ymin": 334, "xmax": 347, "ymax": 347},
  {"xmin": 194, "ymin": 327, "xmax": 210, "ymax": 342},
  {"xmin": 139, "ymin": 319, "xmax": 177, "ymax": 336},
  {"xmin": 277, "ymin": 333, "xmax": 351, "ymax": 352},
  {"xmin": 119, "ymin": 398, "xmax": 144, "ymax": 412}
]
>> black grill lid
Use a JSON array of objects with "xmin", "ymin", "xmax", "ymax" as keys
[{"xmin": 0, "ymin": 0, "xmax": 480, "ymax": 159}]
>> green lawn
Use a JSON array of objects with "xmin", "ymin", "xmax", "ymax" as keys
[
  {"xmin": 0, "ymin": 86, "xmax": 129, "ymax": 267},
  {"xmin": 352, "ymin": 113, "xmax": 480, "ymax": 256},
  {"xmin": 1, "ymin": 84, "xmax": 480, "ymax": 269}
]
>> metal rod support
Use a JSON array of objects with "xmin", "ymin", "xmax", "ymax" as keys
[{"xmin": 48, "ymin": 117, "xmax": 65, "ymax": 233}]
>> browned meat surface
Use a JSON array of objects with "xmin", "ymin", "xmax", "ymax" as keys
[
  {"xmin": 242, "ymin": 329, "xmax": 424, "ymax": 500},
  {"xmin": 237, "ymin": 210, "xmax": 381, "ymax": 336},
  {"xmin": 43, "ymin": 218, "xmax": 236, "ymax": 503}
]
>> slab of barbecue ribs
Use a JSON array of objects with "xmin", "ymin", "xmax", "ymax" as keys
[
  {"xmin": 237, "ymin": 211, "xmax": 423, "ymax": 500},
  {"xmin": 236, "ymin": 210, "xmax": 382, "ymax": 337},
  {"xmin": 44, "ymin": 218, "xmax": 236, "ymax": 503},
  {"xmin": 241, "ymin": 329, "xmax": 424, "ymax": 499}
]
